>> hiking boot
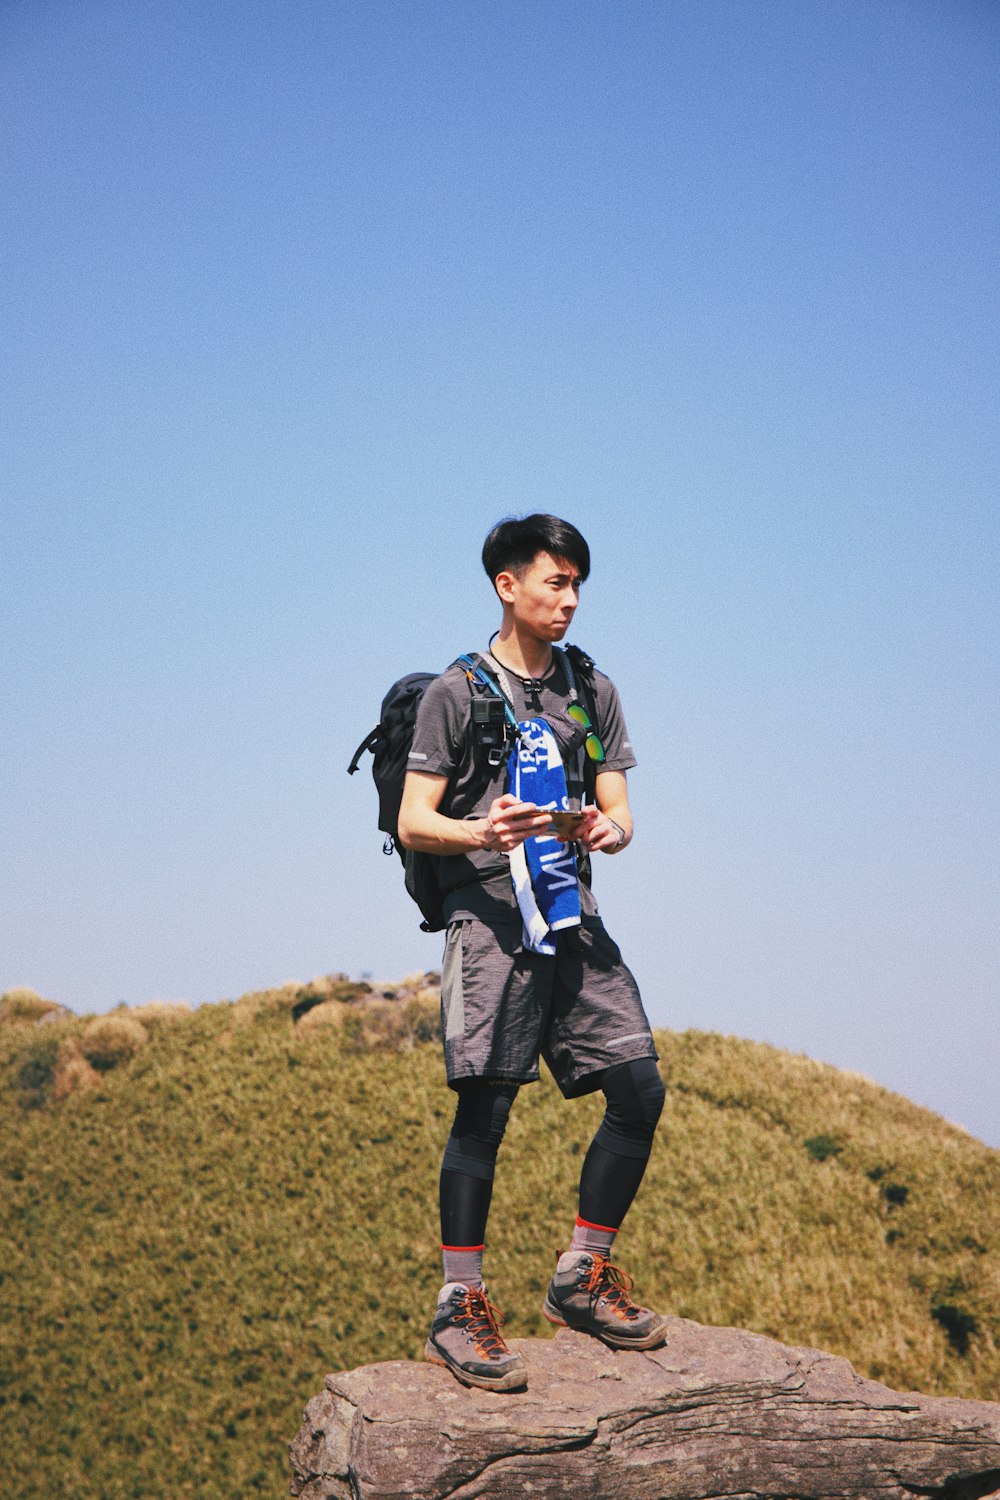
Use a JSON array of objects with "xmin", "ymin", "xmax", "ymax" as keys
[
  {"xmin": 542, "ymin": 1251, "xmax": 667, "ymax": 1350},
  {"xmin": 424, "ymin": 1283, "xmax": 528, "ymax": 1392}
]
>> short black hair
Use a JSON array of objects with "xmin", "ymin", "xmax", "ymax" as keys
[{"xmin": 481, "ymin": 514, "xmax": 591, "ymax": 588}]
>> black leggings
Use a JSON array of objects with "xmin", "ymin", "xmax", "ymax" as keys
[
  {"xmin": 439, "ymin": 1058, "xmax": 665, "ymax": 1246},
  {"xmin": 579, "ymin": 1055, "xmax": 665, "ymax": 1226},
  {"xmin": 439, "ymin": 1078, "xmax": 519, "ymax": 1245}
]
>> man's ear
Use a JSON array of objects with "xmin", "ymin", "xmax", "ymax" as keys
[{"xmin": 495, "ymin": 569, "xmax": 517, "ymax": 604}]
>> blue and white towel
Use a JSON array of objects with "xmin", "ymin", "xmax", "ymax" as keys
[{"xmin": 506, "ymin": 718, "xmax": 581, "ymax": 955}]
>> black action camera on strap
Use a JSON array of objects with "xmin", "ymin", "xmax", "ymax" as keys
[{"xmin": 471, "ymin": 695, "xmax": 510, "ymax": 766}]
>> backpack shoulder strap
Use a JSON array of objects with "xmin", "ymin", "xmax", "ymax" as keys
[
  {"xmin": 558, "ymin": 644, "xmax": 602, "ymax": 811},
  {"xmin": 559, "ymin": 644, "xmax": 599, "ymax": 721},
  {"xmin": 347, "ymin": 726, "xmax": 381, "ymax": 775},
  {"xmin": 454, "ymin": 652, "xmax": 520, "ymax": 733},
  {"xmin": 452, "ymin": 651, "xmax": 520, "ymax": 769},
  {"xmin": 561, "ymin": 642, "xmax": 596, "ymax": 691}
]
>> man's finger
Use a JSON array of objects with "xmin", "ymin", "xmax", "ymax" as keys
[{"xmin": 501, "ymin": 804, "xmax": 543, "ymax": 823}]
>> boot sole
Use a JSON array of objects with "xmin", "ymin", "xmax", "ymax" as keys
[
  {"xmin": 423, "ymin": 1339, "xmax": 528, "ymax": 1392},
  {"xmin": 542, "ymin": 1296, "xmax": 668, "ymax": 1351}
]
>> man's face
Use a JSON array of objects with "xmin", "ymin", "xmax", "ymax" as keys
[{"xmin": 497, "ymin": 551, "xmax": 581, "ymax": 641}]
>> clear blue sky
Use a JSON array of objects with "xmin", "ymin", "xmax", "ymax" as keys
[{"xmin": 3, "ymin": 1, "xmax": 997, "ymax": 1147}]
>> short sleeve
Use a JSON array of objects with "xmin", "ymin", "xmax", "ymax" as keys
[
  {"xmin": 407, "ymin": 670, "xmax": 470, "ymax": 779},
  {"xmin": 592, "ymin": 672, "xmax": 637, "ymax": 774}
]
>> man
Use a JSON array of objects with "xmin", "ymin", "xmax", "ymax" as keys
[{"xmin": 397, "ymin": 514, "xmax": 666, "ymax": 1392}]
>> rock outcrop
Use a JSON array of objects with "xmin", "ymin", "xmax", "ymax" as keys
[{"xmin": 289, "ymin": 1319, "xmax": 1000, "ymax": 1500}]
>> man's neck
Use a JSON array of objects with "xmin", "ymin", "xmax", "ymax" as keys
[{"xmin": 490, "ymin": 626, "xmax": 554, "ymax": 681}]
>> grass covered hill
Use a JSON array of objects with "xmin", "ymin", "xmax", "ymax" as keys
[{"xmin": 2, "ymin": 977, "xmax": 998, "ymax": 1499}]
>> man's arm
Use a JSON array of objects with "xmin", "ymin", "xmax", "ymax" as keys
[
  {"xmin": 574, "ymin": 770, "xmax": 633, "ymax": 854},
  {"xmin": 397, "ymin": 771, "xmax": 554, "ymax": 854}
]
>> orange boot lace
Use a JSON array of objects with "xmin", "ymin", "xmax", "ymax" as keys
[
  {"xmin": 581, "ymin": 1256, "xmax": 642, "ymax": 1322},
  {"xmin": 455, "ymin": 1287, "xmax": 511, "ymax": 1359}
]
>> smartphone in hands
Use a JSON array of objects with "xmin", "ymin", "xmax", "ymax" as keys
[{"xmin": 547, "ymin": 809, "xmax": 587, "ymax": 839}]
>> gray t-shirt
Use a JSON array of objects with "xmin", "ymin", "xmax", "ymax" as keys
[{"xmin": 406, "ymin": 649, "xmax": 636, "ymax": 922}]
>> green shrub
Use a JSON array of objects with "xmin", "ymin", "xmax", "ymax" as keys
[
  {"xmin": 403, "ymin": 996, "xmax": 441, "ymax": 1045},
  {"xmin": 79, "ymin": 1015, "xmax": 148, "ymax": 1071},
  {"xmin": 52, "ymin": 1043, "xmax": 101, "ymax": 1100},
  {"xmin": 931, "ymin": 1301, "xmax": 979, "ymax": 1356},
  {"xmin": 339, "ymin": 997, "xmax": 440, "ymax": 1052},
  {"xmin": 0, "ymin": 987, "xmax": 60, "ymax": 1025},
  {"xmin": 14, "ymin": 1033, "xmax": 61, "ymax": 1104},
  {"xmin": 292, "ymin": 976, "xmax": 373, "ymax": 1022},
  {"xmin": 327, "ymin": 978, "xmax": 374, "ymax": 1004},
  {"xmin": 295, "ymin": 999, "xmax": 347, "ymax": 1033},
  {"xmin": 804, "ymin": 1133, "xmax": 842, "ymax": 1162}
]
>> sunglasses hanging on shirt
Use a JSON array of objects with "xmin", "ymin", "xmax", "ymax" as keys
[{"xmin": 567, "ymin": 703, "xmax": 605, "ymax": 763}]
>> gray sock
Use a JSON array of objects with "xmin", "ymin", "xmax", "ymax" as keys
[
  {"xmin": 441, "ymin": 1244, "xmax": 484, "ymax": 1287},
  {"xmin": 568, "ymin": 1215, "xmax": 616, "ymax": 1260}
]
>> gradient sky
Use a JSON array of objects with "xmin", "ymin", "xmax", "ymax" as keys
[{"xmin": 3, "ymin": 1, "xmax": 998, "ymax": 1147}]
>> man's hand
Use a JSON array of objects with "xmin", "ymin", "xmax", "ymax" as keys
[
  {"xmin": 572, "ymin": 805, "xmax": 629, "ymax": 853},
  {"xmin": 476, "ymin": 793, "xmax": 631, "ymax": 855},
  {"xmin": 478, "ymin": 794, "xmax": 553, "ymax": 852}
]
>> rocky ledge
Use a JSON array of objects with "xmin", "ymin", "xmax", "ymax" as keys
[{"xmin": 289, "ymin": 1319, "xmax": 1000, "ymax": 1500}]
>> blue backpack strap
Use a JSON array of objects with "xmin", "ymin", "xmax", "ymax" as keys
[{"xmin": 455, "ymin": 652, "xmax": 520, "ymax": 734}]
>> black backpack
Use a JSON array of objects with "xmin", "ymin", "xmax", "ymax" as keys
[
  {"xmin": 347, "ymin": 672, "xmax": 440, "ymax": 861},
  {"xmin": 348, "ymin": 648, "xmax": 600, "ymax": 932}
]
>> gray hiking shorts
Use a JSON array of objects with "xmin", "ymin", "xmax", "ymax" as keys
[{"xmin": 439, "ymin": 909, "xmax": 657, "ymax": 1098}]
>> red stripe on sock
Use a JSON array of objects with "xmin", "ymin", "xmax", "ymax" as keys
[
  {"xmin": 440, "ymin": 1243, "xmax": 486, "ymax": 1252},
  {"xmin": 575, "ymin": 1215, "xmax": 619, "ymax": 1234}
]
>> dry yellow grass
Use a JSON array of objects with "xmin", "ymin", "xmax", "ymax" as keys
[
  {"xmin": 0, "ymin": 981, "xmax": 996, "ymax": 1499},
  {"xmin": 129, "ymin": 1000, "xmax": 193, "ymax": 1024}
]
